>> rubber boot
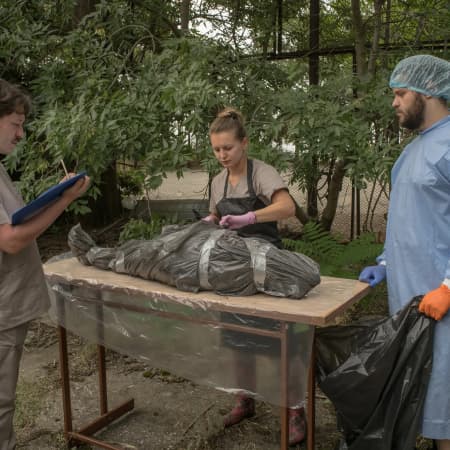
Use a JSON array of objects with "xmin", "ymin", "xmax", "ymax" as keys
[
  {"xmin": 223, "ymin": 394, "xmax": 255, "ymax": 427},
  {"xmin": 288, "ymin": 407, "xmax": 306, "ymax": 446}
]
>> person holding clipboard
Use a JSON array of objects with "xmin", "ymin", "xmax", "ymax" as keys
[{"xmin": 0, "ymin": 79, "xmax": 90, "ymax": 449}]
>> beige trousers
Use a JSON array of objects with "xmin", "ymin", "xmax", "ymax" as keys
[{"xmin": 0, "ymin": 322, "xmax": 29, "ymax": 450}]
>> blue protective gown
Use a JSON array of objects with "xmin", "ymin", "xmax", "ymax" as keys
[{"xmin": 377, "ymin": 115, "xmax": 450, "ymax": 439}]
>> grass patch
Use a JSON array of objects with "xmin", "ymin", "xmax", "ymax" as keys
[
  {"xmin": 14, "ymin": 377, "xmax": 52, "ymax": 434},
  {"xmin": 341, "ymin": 283, "xmax": 389, "ymax": 324}
]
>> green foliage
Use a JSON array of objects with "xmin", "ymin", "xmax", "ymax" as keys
[
  {"xmin": 283, "ymin": 221, "xmax": 343, "ymax": 261},
  {"xmin": 117, "ymin": 169, "xmax": 144, "ymax": 197},
  {"xmin": 1, "ymin": 0, "xmax": 447, "ymax": 228},
  {"xmin": 283, "ymin": 221, "xmax": 383, "ymax": 278},
  {"xmin": 279, "ymin": 62, "xmax": 401, "ymax": 190},
  {"xmin": 118, "ymin": 216, "xmax": 174, "ymax": 243}
]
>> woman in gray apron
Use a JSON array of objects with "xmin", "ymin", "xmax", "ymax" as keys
[{"xmin": 203, "ymin": 107, "xmax": 306, "ymax": 446}]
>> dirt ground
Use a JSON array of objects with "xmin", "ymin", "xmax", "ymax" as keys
[
  {"xmin": 14, "ymin": 222, "xmax": 432, "ymax": 450},
  {"xmin": 17, "ymin": 320, "xmax": 342, "ymax": 450}
]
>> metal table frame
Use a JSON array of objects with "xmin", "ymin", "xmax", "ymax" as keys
[{"xmin": 45, "ymin": 259, "xmax": 369, "ymax": 450}]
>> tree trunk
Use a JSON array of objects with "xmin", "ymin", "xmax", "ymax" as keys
[
  {"xmin": 320, "ymin": 159, "xmax": 346, "ymax": 231},
  {"xmin": 309, "ymin": 0, "xmax": 320, "ymax": 85},
  {"xmin": 346, "ymin": 0, "xmax": 385, "ymax": 237},
  {"xmin": 351, "ymin": 0, "xmax": 367, "ymax": 78},
  {"xmin": 276, "ymin": 0, "xmax": 283, "ymax": 54},
  {"xmin": 368, "ymin": 0, "xmax": 385, "ymax": 75},
  {"xmin": 180, "ymin": 0, "xmax": 191, "ymax": 33},
  {"xmin": 292, "ymin": 196, "xmax": 310, "ymax": 225},
  {"xmin": 307, "ymin": 172, "xmax": 319, "ymax": 219},
  {"xmin": 306, "ymin": 0, "xmax": 320, "ymax": 222},
  {"xmin": 382, "ymin": 0, "xmax": 391, "ymax": 66},
  {"xmin": 84, "ymin": 162, "xmax": 122, "ymax": 226},
  {"xmin": 74, "ymin": 0, "xmax": 98, "ymax": 24}
]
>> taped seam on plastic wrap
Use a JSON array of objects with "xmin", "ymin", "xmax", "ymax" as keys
[
  {"xmin": 114, "ymin": 250, "xmax": 126, "ymax": 273},
  {"xmin": 244, "ymin": 238, "xmax": 270, "ymax": 291},
  {"xmin": 198, "ymin": 229, "xmax": 225, "ymax": 290},
  {"xmin": 149, "ymin": 247, "xmax": 171, "ymax": 280}
]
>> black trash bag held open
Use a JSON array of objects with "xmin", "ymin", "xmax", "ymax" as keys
[{"xmin": 315, "ymin": 298, "xmax": 435, "ymax": 450}]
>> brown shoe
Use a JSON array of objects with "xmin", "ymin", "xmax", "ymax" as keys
[
  {"xmin": 288, "ymin": 407, "xmax": 306, "ymax": 446},
  {"xmin": 223, "ymin": 394, "xmax": 255, "ymax": 427}
]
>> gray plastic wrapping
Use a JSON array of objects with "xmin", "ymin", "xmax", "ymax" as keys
[
  {"xmin": 68, "ymin": 221, "xmax": 321, "ymax": 298},
  {"xmin": 47, "ymin": 276, "xmax": 314, "ymax": 407}
]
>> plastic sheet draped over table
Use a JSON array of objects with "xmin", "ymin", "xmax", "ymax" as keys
[
  {"xmin": 45, "ymin": 256, "xmax": 371, "ymax": 409},
  {"xmin": 47, "ymin": 274, "xmax": 314, "ymax": 408}
]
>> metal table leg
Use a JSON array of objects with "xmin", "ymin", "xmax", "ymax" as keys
[
  {"xmin": 280, "ymin": 322, "xmax": 289, "ymax": 450},
  {"xmin": 280, "ymin": 325, "xmax": 316, "ymax": 450},
  {"xmin": 56, "ymin": 290, "xmax": 134, "ymax": 449},
  {"xmin": 307, "ymin": 334, "xmax": 316, "ymax": 450}
]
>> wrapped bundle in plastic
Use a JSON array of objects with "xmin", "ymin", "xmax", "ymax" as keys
[{"xmin": 68, "ymin": 221, "xmax": 320, "ymax": 299}]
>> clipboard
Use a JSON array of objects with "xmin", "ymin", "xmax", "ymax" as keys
[{"xmin": 11, "ymin": 171, "xmax": 87, "ymax": 225}]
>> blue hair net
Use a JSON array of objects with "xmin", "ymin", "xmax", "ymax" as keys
[{"xmin": 389, "ymin": 54, "xmax": 450, "ymax": 100}]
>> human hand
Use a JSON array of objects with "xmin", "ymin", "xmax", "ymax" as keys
[
  {"xmin": 358, "ymin": 265, "xmax": 386, "ymax": 287},
  {"xmin": 219, "ymin": 211, "xmax": 256, "ymax": 230},
  {"xmin": 201, "ymin": 214, "xmax": 217, "ymax": 224},
  {"xmin": 419, "ymin": 284, "xmax": 450, "ymax": 320},
  {"xmin": 60, "ymin": 172, "xmax": 77, "ymax": 183},
  {"xmin": 63, "ymin": 175, "xmax": 91, "ymax": 201}
]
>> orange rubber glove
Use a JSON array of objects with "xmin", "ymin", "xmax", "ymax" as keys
[{"xmin": 419, "ymin": 284, "xmax": 450, "ymax": 321}]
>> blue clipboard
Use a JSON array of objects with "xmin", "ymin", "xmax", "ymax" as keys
[{"xmin": 11, "ymin": 171, "xmax": 87, "ymax": 225}]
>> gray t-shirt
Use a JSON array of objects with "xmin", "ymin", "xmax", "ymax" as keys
[
  {"xmin": 0, "ymin": 163, "xmax": 50, "ymax": 331},
  {"xmin": 209, "ymin": 159, "xmax": 288, "ymax": 215}
]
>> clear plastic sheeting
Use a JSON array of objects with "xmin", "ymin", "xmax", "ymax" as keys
[
  {"xmin": 47, "ymin": 277, "xmax": 314, "ymax": 408},
  {"xmin": 68, "ymin": 221, "xmax": 321, "ymax": 299}
]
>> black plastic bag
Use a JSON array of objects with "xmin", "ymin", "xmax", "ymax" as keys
[{"xmin": 315, "ymin": 298, "xmax": 435, "ymax": 450}]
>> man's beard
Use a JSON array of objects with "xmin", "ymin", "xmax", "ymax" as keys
[{"xmin": 400, "ymin": 93, "xmax": 425, "ymax": 130}]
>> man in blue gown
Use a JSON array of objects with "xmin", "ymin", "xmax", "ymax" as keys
[{"xmin": 359, "ymin": 54, "xmax": 450, "ymax": 449}]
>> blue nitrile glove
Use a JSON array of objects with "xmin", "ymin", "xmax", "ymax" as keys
[{"xmin": 358, "ymin": 265, "xmax": 386, "ymax": 287}]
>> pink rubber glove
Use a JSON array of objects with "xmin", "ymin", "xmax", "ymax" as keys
[
  {"xmin": 219, "ymin": 211, "xmax": 256, "ymax": 230},
  {"xmin": 419, "ymin": 284, "xmax": 450, "ymax": 321},
  {"xmin": 201, "ymin": 215, "xmax": 217, "ymax": 224}
]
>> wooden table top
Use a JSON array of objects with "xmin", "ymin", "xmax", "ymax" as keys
[{"xmin": 44, "ymin": 257, "xmax": 371, "ymax": 326}]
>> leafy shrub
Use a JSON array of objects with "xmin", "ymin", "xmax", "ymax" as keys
[
  {"xmin": 283, "ymin": 221, "xmax": 383, "ymax": 278},
  {"xmin": 118, "ymin": 216, "xmax": 174, "ymax": 243}
]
